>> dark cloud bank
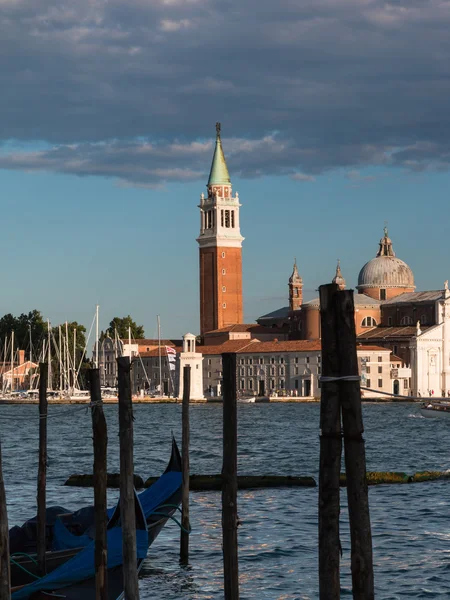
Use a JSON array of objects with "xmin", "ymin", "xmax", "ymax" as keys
[{"xmin": 1, "ymin": 0, "xmax": 450, "ymax": 186}]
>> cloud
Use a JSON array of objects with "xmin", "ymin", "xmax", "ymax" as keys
[{"xmin": 1, "ymin": 0, "xmax": 450, "ymax": 185}]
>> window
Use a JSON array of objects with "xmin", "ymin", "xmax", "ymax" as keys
[
  {"xmin": 378, "ymin": 366, "xmax": 382, "ymax": 374},
  {"xmin": 306, "ymin": 356, "xmax": 310, "ymax": 364},
  {"xmin": 249, "ymin": 358, "xmax": 253, "ymax": 365},
  {"xmin": 259, "ymin": 358, "xmax": 263, "ymax": 364},
  {"xmin": 222, "ymin": 286, "xmax": 226, "ymax": 292},
  {"xmin": 280, "ymin": 367, "xmax": 284, "ymax": 376},
  {"xmin": 240, "ymin": 368, "xmax": 244, "ymax": 376},
  {"xmin": 280, "ymin": 380, "xmax": 285, "ymax": 389},
  {"xmin": 367, "ymin": 379, "xmax": 371, "ymax": 388},
  {"xmin": 208, "ymin": 359, "xmax": 211, "ymax": 365},
  {"xmin": 208, "ymin": 372, "xmax": 211, "ymax": 378},
  {"xmin": 388, "ymin": 317, "xmax": 392, "ymax": 326},
  {"xmin": 420, "ymin": 315, "xmax": 427, "ymax": 325},
  {"xmin": 231, "ymin": 211, "xmax": 235, "ymax": 228},
  {"xmin": 239, "ymin": 358, "xmax": 244, "ymax": 365},
  {"xmin": 378, "ymin": 379, "xmax": 383, "ymax": 388},
  {"xmin": 222, "ymin": 252, "xmax": 226, "ymax": 258},
  {"xmin": 280, "ymin": 357, "xmax": 284, "ymax": 364},
  {"xmin": 400, "ymin": 316, "xmax": 413, "ymax": 325},
  {"xmin": 366, "ymin": 366, "xmax": 371, "ymax": 374},
  {"xmin": 270, "ymin": 367, "xmax": 275, "ymax": 376},
  {"xmin": 221, "ymin": 210, "xmax": 224, "ymax": 227},
  {"xmin": 403, "ymin": 379, "xmax": 408, "ymax": 389},
  {"xmin": 294, "ymin": 367, "xmax": 298, "ymax": 375},
  {"xmin": 318, "ymin": 366, "xmax": 321, "ymax": 374},
  {"xmin": 271, "ymin": 379, "xmax": 275, "ymax": 389},
  {"xmin": 295, "ymin": 357, "xmax": 299, "ymax": 364},
  {"xmin": 241, "ymin": 380, "xmax": 245, "ymax": 389},
  {"xmin": 361, "ymin": 316, "xmax": 377, "ymax": 327},
  {"xmin": 225, "ymin": 210, "xmax": 230, "ymax": 228},
  {"xmin": 380, "ymin": 289, "xmax": 386, "ymax": 300},
  {"xmin": 294, "ymin": 288, "xmax": 298, "ymax": 297},
  {"xmin": 295, "ymin": 379, "xmax": 299, "ymax": 389},
  {"xmin": 248, "ymin": 368, "xmax": 253, "ymax": 376},
  {"xmin": 271, "ymin": 357, "xmax": 275, "ymax": 364},
  {"xmin": 393, "ymin": 345, "xmax": 398, "ymax": 355},
  {"xmin": 222, "ymin": 269, "xmax": 226, "ymax": 275},
  {"xmin": 378, "ymin": 356, "xmax": 382, "ymax": 362},
  {"xmin": 249, "ymin": 379, "xmax": 253, "ymax": 390}
]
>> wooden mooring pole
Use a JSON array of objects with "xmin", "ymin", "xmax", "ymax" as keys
[
  {"xmin": 89, "ymin": 368, "xmax": 108, "ymax": 600},
  {"xmin": 335, "ymin": 291, "xmax": 374, "ymax": 600},
  {"xmin": 0, "ymin": 439, "xmax": 10, "ymax": 599},
  {"xmin": 37, "ymin": 362, "xmax": 48, "ymax": 577},
  {"xmin": 318, "ymin": 285, "xmax": 342, "ymax": 600},
  {"xmin": 221, "ymin": 352, "xmax": 239, "ymax": 600},
  {"xmin": 117, "ymin": 357, "xmax": 139, "ymax": 600},
  {"xmin": 180, "ymin": 365, "xmax": 191, "ymax": 564}
]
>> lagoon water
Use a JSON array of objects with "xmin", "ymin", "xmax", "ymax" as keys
[{"xmin": 1, "ymin": 402, "xmax": 450, "ymax": 598}]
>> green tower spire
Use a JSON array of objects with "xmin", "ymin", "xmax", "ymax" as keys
[{"xmin": 207, "ymin": 122, "xmax": 231, "ymax": 186}]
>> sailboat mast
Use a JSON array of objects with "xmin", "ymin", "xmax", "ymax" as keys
[
  {"xmin": 158, "ymin": 315, "xmax": 162, "ymax": 396},
  {"xmin": 29, "ymin": 324, "xmax": 32, "ymax": 371},
  {"xmin": 73, "ymin": 328, "xmax": 77, "ymax": 389},
  {"xmin": 65, "ymin": 321, "xmax": 70, "ymax": 391},
  {"xmin": 47, "ymin": 320, "xmax": 51, "ymax": 390},
  {"xmin": 2, "ymin": 336, "xmax": 7, "ymax": 393},
  {"xmin": 10, "ymin": 330, "xmax": 14, "ymax": 392},
  {"xmin": 95, "ymin": 305, "xmax": 99, "ymax": 369},
  {"xmin": 59, "ymin": 325, "xmax": 63, "ymax": 392}
]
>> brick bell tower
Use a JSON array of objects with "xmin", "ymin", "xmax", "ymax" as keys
[{"xmin": 197, "ymin": 123, "xmax": 244, "ymax": 335}]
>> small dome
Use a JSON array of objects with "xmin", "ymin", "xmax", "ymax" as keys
[{"xmin": 357, "ymin": 228, "xmax": 415, "ymax": 291}]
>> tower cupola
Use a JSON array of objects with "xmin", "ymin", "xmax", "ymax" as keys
[{"xmin": 332, "ymin": 260, "xmax": 346, "ymax": 290}]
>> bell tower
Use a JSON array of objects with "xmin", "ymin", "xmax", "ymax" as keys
[
  {"xmin": 289, "ymin": 259, "xmax": 303, "ymax": 311},
  {"xmin": 197, "ymin": 123, "xmax": 244, "ymax": 335}
]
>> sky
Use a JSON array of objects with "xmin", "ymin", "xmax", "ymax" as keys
[{"xmin": 1, "ymin": 0, "xmax": 450, "ymax": 341}]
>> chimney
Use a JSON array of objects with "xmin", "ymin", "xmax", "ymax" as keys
[{"xmin": 18, "ymin": 349, "xmax": 25, "ymax": 365}]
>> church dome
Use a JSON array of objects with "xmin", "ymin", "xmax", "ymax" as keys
[{"xmin": 357, "ymin": 228, "xmax": 415, "ymax": 297}]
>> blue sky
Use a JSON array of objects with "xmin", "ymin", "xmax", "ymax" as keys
[{"xmin": 1, "ymin": 0, "xmax": 450, "ymax": 339}]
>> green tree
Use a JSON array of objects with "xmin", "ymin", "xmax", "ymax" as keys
[
  {"xmin": 106, "ymin": 316, "xmax": 145, "ymax": 340},
  {"xmin": 0, "ymin": 310, "xmax": 46, "ymax": 360}
]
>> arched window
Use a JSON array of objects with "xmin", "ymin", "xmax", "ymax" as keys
[
  {"xmin": 400, "ymin": 316, "xmax": 413, "ymax": 325},
  {"xmin": 361, "ymin": 316, "xmax": 377, "ymax": 328}
]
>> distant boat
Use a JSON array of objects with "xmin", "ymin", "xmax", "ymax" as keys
[
  {"xmin": 420, "ymin": 401, "xmax": 450, "ymax": 419},
  {"xmin": 238, "ymin": 396, "xmax": 256, "ymax": 403}
]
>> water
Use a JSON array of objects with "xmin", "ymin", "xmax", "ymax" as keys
[{"xmin": 1, "ymin": 402, "xmax": 450, "ymax": 598}]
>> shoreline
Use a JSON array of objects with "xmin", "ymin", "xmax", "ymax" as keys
[{"xmin": 0, "ymin": 396, "xmax": 419, "ymax": 405}]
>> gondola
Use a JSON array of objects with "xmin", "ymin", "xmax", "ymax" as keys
[
  {"xmin": 9, "ymin": 437, "xmax": 183, "ymax": 590},
  {"xmin": 11, "ymin": 489, "xmax": 149, "ymax": 599}
]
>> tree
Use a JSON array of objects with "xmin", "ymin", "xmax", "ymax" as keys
[
  {"xmin": 0, "ymin": 310, "xmax": 46, "ymax": 360},
  {"xmin": 106, "ymin": 316, "xmax": 145, "ymax": 340}
]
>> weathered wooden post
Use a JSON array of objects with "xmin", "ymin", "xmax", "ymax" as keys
[
  {"xmin": 0, "ymin": 440, "xmax": 10, "ymax": 599},
  {"xmin": 180, "ymin": 365, "xmax": 191, "ymax": 564},
  {"xmin": 37, "ymin": 362, "xmax": 48, "ymax": 577},
  {"xmin": 89, "ymin": 368, "xmax": 108, "ymax": 600},
  {"xmin": 318, "ymin": 285, "xmax": 342, "ymax": 600},
  {"xmin": 221, "ymin": 352, "xmax": 239, "ymax": 600},
  {"xmin": 117, "ymin": 356, "xmax": 139, "ymax": 600},
  {"xmin": 335, "ymin": 291, "xmax": 374, "ymax": 600}
]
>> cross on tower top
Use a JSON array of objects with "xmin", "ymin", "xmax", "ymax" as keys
[{"xmin": 216, "ymin": 122, "xmax": 221, "ymax": 136}]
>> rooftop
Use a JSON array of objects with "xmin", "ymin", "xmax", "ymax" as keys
[
  {"xmin": 357, "ymin": 326, "xmax": 429, "ymax": 340},
  {"xmin": 382, "ymin": 291, "xmax": 443, "ymax": 304}
]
